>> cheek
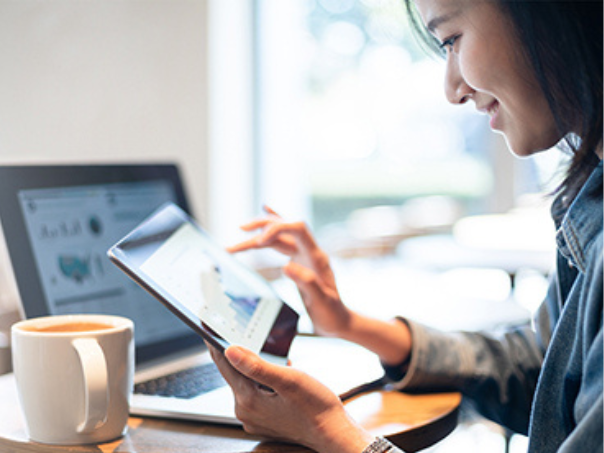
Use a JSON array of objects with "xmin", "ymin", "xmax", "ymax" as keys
[
  {"xmin": 500, "ymin": 97, "xmax": 560, "ymax": 155},
  {"xmin": 457, "ymin": 43, "xmax": 505, "ymax": 94}
]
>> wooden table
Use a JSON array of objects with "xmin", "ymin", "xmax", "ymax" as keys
[{"xmin": 0, "ymin": 336, "xmax": 461, "ymax": 452}]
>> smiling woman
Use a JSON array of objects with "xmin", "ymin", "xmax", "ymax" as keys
[
  {"xmin": 209, "ymin": 1, "xmax": 603, "ymax": 453},
  {"xmin": 420, "ymin": 1, "xmax": 560, "ymax": 157},
  {"xmin": 404, "ymin": 0, "xmax": 603, "ymax": 199}
]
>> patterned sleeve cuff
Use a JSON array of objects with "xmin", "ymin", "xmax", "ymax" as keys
[
  {"xmin": 381, "ymin": 317, "xmax": 413, "ymax": 382},
  {"xmin": 382, "ymin": 317, "xmax": 473, "ymax": 392}
]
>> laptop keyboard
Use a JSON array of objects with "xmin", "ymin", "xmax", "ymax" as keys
[{"xmin": 134, "ymin": 363, "xmax": 227, "ymax": 399}]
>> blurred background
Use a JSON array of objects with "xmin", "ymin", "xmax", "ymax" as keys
[{"xmin": 0, "ymin": 0, "xmax": 569, "ymax": 451}]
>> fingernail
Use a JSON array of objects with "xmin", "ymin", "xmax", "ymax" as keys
[{"xmin": 263, "ymin": 205, "xmax": 279, "ymax": 216}]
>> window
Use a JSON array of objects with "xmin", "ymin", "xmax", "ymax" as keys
[
  {"xmin": 255, "ymin": 0, "xmax": 494, "ymax": 229},
  {"xmin": 253, "ymin": 0, "xmax": 564, "ymax": 242}
]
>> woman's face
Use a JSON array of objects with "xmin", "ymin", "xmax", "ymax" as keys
[{"xmin": 414, "ymin": 0, "xmax": 561, "ymax": 156}]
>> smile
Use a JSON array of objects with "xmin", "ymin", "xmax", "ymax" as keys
[
  {"xmin": 486, "ymin": 100, "xmax": 499, "ymax": 116},
  {"xmin": 478, "ymin": 100, "xmax": 499, "ymax": 116},
  {"xmin": 478, "ymin": 100, "xmax": 500, "ymax": 130}
]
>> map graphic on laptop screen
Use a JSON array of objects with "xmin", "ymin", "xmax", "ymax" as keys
[{"xmin": 16, "ymin": 180, "xmax": 188, "ymax": 345}]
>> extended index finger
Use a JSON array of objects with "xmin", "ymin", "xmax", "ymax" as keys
[
  {"xmin": 226, "ymin": 237, "xmax": 263, "ymax": 254},
  {"xmin": 260, "ymin": 221, "xmax": 318, "ymax": 251},
  {"xmin": 239, "ymin": 218, "xmax": 276, "ymax": 232}
]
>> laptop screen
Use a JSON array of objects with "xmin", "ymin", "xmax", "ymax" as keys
[{"xmin": 0, "ymin": 164, "xmax": 204, "ymax": 364}]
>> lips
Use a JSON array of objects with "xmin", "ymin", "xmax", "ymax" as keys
[
  {"xmin": 477, "ymin": 100, "xmax": 497, "ymax": 114},
  {"xmin": 477, "ymin": 100, "xmax": 500, "ymax": 130}
]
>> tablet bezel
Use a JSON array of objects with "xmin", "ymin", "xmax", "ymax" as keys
[{"xmin": 107, "ymin": 202, "xmax": 300, "ymax": 361}]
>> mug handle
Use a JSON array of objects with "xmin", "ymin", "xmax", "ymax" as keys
[{"xmin": 72, "ymin": 338, "xmax": 109, "ymax": 433}]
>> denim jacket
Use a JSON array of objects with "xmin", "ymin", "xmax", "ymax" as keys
[{"xmin": 382, "ymin": 161, "xmax": 603, "ymax": 452}]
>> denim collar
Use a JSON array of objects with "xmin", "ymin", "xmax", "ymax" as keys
[{"xmin": 552, "ymin": 160, "xmax": 603, "ymax": 273}]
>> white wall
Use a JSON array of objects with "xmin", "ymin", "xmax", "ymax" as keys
[{"xmin": 0, "ymin": 0, "xmax": 209, "ymax": 222}]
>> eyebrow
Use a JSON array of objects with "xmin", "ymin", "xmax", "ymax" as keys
[{"xmin": 426, "ymin": 9, "xmax": 463, "ymax": 33}]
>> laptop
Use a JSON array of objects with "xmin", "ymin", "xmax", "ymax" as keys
[
  {"xmin": 0, "ymin": 163, "xmax": 385, "ymax": 425},
  {"xmin": 0, "ymin": 163, "xmax": 248, "ymax": 424}
]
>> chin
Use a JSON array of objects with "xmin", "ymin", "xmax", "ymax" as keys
[
  {"xmin": 501, "ymin": 131, "xmax": 560, "ymax": 158},
  {"xmin": 498, "ymin": 132, "xmax": 531, "ymax": 158}
]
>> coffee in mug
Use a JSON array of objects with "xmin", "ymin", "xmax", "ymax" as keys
[
  {"xmin": 21, "ymin": 321, "xmax": 114, "ymax": 333},
  {"xmin": 11, "ymin": 314, "xmax": 134, "ymax": 445}
]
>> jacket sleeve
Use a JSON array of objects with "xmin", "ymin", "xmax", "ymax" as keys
[{"xmin": 382, "ymin": 276, "xmax": 560, "ymax": 434}]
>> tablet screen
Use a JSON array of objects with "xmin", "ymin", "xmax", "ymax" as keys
[{"xmin": 108, "ymin": 203, "xmax": 299, "ymax": 359}]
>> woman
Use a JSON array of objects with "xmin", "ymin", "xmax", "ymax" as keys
[{"xmin": 210, "ymin": 1, "xmax": 603, "ymax": 452}]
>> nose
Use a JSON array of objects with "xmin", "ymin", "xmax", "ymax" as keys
[{"xmin": 444, "ymin": 54, "xmax": 473, "ymax": 105}]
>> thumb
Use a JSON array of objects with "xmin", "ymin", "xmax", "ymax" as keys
[
  {"xmin": 284, "ymin": 261, "xmax": 329, "ymax": 306},
  {"xmin": 225, "ymin": 346, "xmax": 291, "ymax": 392},
  {"xmin": 283, "ymin": 261, "xmax": 319, "ymax": 292}
]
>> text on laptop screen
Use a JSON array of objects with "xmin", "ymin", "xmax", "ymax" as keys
[{"xmin": 17, "ymin": 181, "xmax": 188, "ymax": 347}]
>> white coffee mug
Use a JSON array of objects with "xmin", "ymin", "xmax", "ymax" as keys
[{"xmin": 11, "ymin": 314, "xmax": 134, "ymax": 445}]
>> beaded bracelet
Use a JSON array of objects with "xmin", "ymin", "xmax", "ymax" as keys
[{"xmin": 362, "ymin": 437, "xmax": 395, "ymax": 453}]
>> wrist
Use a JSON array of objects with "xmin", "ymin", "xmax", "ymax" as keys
[
  {"xmin": 329, "ymin": 430, "xmax": 375, "ymax": 453},
  {"xmin": 379, "ymin": 317, "xmax": 412, "ymax": 367},
  {"xmin": 337, "ymin": 314, "xmax": 412, "ymax": 366},
  {"xmin": 317, "ymin": 305, "xmax": 357, "ymax": 339},
  {"xmin": 312, "ymin": 414, "xmax": 374, "ymax": 453},
  {"xmin": 335, "ymin": 309, "xmax": 363, "ymax": 340}
]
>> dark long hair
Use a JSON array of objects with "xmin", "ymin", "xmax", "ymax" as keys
[{"xmin": 404, "ymin": 0, "xmax": 603, "ymax": 203}]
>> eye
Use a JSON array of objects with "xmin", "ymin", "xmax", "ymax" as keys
[{"xmin": 439, "ymin": 35, "xmax": 460, "ymax": 54}]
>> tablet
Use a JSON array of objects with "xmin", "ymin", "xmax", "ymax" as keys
[{"xmin": 107, "ymin": 202, "xmax": 299, "ymax": 361}]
